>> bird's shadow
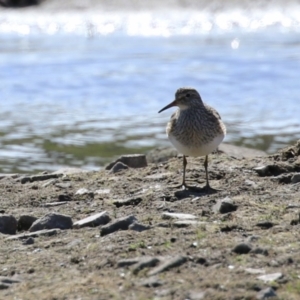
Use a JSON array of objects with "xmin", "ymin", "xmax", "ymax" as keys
[{"xmin": 170, "ymin": 184, "xmax": 219, "ymax": 200}]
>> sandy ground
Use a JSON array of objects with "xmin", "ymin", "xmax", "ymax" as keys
[{"xmin": 0, "ymin": 142, "xmax": 300, "ymax": 299}]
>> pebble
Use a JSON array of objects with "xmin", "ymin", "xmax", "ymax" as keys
[
  {"xmin": 100, "ymin": 215, "xmax": 137, "ymax": 236},
  {"xmin": 44, "ymin": 202, "xmax": 68, "ymax": 207},
  {"xmin": 0, "ymin": 215, "xmax": 17, "ymax": 235},
  {"xmin": 75, "ymin": 188, "xmax": 93, "ymax": 196},
  {"xmin": 257, "ymin": 272, "xmax": 283, "ymax": 283},
  {"xmin": 73, "ymin": 211, "xmax": 111, "ymax": 229},
  {"xmin": 20, "ymin": 173, "xmax": 62, "ymax": 184},
  {"xmin": 55, "ymin": 182, "xmax": 72, "ymax": 189},
  {"xmin": 0, "ymin": 276, "xmax": 21, "ymax": 290},
  {"xmin": 162, "ymin": 212, "xmax": 197, "ymax": 220},
  {"xmin": 109, "ymin": 162, "xmax": 129, "ymax": 174},
  {"xmin": 232, "ymin": 243, "xmax": 252, "ymax": 254},
  {"xmin": 213, "ymin": 197, "xmax": 238, "ymax": 214},
  {"xmin": 128, "ymin": 222, "xmax": 151, "ymax": 232},
  {"xmin": 17, "ymin": 215, "xmax": 37, "ymax": 231},
  {"xmin": 117, "ymin": 258, "xmax": 141, "ymax": 268},
  {"xmin": 291, "ymin": 173, "xmax": 300, "ymax": 183},
  {"xmin": 148, "ymin": 255, "xmax": 187, "ymax": 276},
  {"xmin": 137, "ymin": 277, "xmax": 163, "ymax": 288},
  {"xmin": 113, "ymin": 197, "xmax": 142, "ymax": 208},
  {"xmin": 6, "ymin": 229, "xmax": 60, "ymax": 240},
  {"xmin": 132, "ymin": 257, "xmax": 160, "ymax": 274},
  {"xmin": 29, "ymin": 213, "xmax": 73, "ymax": 232},
  {"xmin": 250, "ymin": 247, "xmax": 269, "ymax": 256},
  {"xmin": 245, "ymin": 268, "xmax": 265, "ymax": 275},
  {"xmin": 187, "ymin": 291, "xmax": 206, "ymax": 300},
  {"xmin": 256, "ymin": 287, "xmax": 277, "ymax": 299},
  {"xmin": 105, "ymin": 154, "xmax": 147, "ymax": 170},
  {"xmin": 256, "ymin": 221, "xmax": 274, "ymax": 229},
  {"xmin": 253, "ymin": 166, "xmax": 271, "ymax": 177},
  {"xmin": 22, "ymin": 237, "xmax": 35, "ymax": 245}
]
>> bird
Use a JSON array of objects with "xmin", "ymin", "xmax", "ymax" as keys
[{"xmin": 158, "ymin": 87, "xmax": 226, "ymax": 190}]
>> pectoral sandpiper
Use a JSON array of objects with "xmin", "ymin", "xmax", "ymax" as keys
[{"xmin": 158, "ymin": 87, "xmax": 226, "ymax": 190}]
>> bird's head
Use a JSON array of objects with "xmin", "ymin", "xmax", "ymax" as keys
[{"xmin": 158, "ymin": 87, "xmax": 203, "ymax": 113}]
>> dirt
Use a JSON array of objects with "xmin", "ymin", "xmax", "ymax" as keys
[{"xmin": 1, "ymin": 142, "xmax": 300, "ymax": 300}]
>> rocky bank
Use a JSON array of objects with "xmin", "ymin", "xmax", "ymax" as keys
[{"xmin": 0, "ymin": 142, "xmax": 300, "ymax": 299}]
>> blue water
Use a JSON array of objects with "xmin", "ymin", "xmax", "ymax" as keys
[{"xmin": 0, "ymin": 6, "xmax": 300, "ymax": 172}]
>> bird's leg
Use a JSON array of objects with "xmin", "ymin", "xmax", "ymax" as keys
[
  {"xmin": 204, "ymin": 155, "xmax": 211, "ymax": 190},
  {"xmin": 182, "ymin": 155, "xmax": 187, "ymax": 188}
]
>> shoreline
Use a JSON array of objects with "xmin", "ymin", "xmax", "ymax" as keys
[{"xmin": 1, "ymin": 140, "xmax": 300, "ymax": 299}]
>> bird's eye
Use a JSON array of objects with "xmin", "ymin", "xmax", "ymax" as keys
[{"xmin": 186, "ymin": 93, "xmax": 190, "ymax": 98}]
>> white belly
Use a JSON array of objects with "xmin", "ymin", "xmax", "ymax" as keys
[{"xmin": 168, "ymin": 133, "xmax": 225, "ymax": 157}]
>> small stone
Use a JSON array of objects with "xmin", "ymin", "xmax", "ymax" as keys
[
  {"xmin": 117, "ymin": 258, "xmax": 141, "ymax": 268},
  {"xmin": 162, "ymin": 212, "xmax": 197, "ymax": 220},
  {"xmin": 245, "ymin": 268, "xmax": 265, "ymax": 275},
  {"xmin": 138, "ymin": 277, "xmax": 163, "ymax": 288},
  {"xmin": 105, "ymin": 154, "xmax": 147, "ymax": 170},
  {"xmin": 257, "ymin": 272, "xmax": 283, "ymax": 283},
  {"xmin": 29, "ymin": 213, "xmax": 73, "ymax": 232},
  {"xmin": 17, "ymin": 215, "xmax": 37, "ymax": 231},
  {"xmin": 109, "ymin": 162, "xmax": 129, "ymax": 174},
  {"xmin": 22, "ymin": 237, "xmax": 34, "ymax": 245},
  {"xmin": 6, "ymin": 229, "xmax": 60, "ymax": 240},
  {"xmin": 129, "ymin": 222, "xmax": 151, "ymax": 232},
  {"xmin": 254, "ymin": 166, "xmax": 271, "ymax": 177},
  {"xmin": 55, "ymin": 182, "xmax": 72, "ymax": 189},
  {"xmin": 187, "ymin": 291, "xmax": 206, "ymax": 300},
  {"xmin": 0, "ymin": 215, "xmax": 17, "ymax": 235},
  {"xmin": 132, "ymin": 257, "xmax": 160, "ymax": 274},
  {"xmin": 232, "ymin": 243, "xmax": 252, "ymax": 254},
  {"xmin": 73, "ymin": 211, "xmax": 111, "ymax": 229},
  {"xmin": 173, "ymin": 220, "xmax": 207, "ymax": 227},
  {"xmin": 95, "ymin": 189, "xmax": 110, "ymax": 195},
  {"xmin": 100, "ymin": 215, "xmax": 137, "ymax": 236},
  {"xmin": 148, "ymin": 255, "xmax": 187, "ymax": 276},
  {"xmin": 250, "ymin": 247, "xmax": 269, "ymax": 256},
  {"xmin": 291, "ymin": 173, "xmax": 300, "ymax": 183},
  {"xmin": 256, "ymin": 287, "xmax": 277, "ymax": 299},
  {"xmin": 213, "ymin": 197, "xmax": 238, "ymax": 214},
  {"xmin": 113, "ymin": 197, "xmax": 142, "ymax": 208},
  {"xmin": 44, "ymin": 202, "xmax": 68, "ymax": 207},
  {"xmin": 75, "ymin": 188, "xmax": 93, "ymax": 196},
  {"xmin": 256, "ymin": 221, "xmax": 274, "ymax": 229},
  {"xmin": 58, "ymin": 194, "xmax": 72, "ymax": 202}
]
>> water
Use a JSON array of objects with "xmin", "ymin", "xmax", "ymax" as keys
[{"xmin": 0, "ymin": 2, "xmax": 300, "ymax": 173}]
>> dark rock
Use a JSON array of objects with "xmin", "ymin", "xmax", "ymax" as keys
[
  {"xmin": 0, "ymin": 276, "xmax": 21, "ymax": 290},
  {"xmin": 6, "ymin": 229, "xmax": 60, "ymax": 240},
  {"xmin": 256, "ymin": 287, "xmax": 277, "ymax": 299},
  {"xmin": 29, "ymin": 213, "xmax": 72, "ymax": 232},
  {"xmin": 232, "ymin": 243, "xmax": 252, "ymax": 254},
  {"xmin": 256, "ymin": 221, "xmax": 274, "ymax": 229},
  {"xmin": 113, "ymin": 197, "xmax": 142, "ymax": 208},
  {"xmin": 132, "ymin": 257, "xmax": 160, "ymax": 274},
  {"xmin": 148, "ymin": 255, "xmax": 187, "ymax": 276},
  {"xmin": 22, "ymin": 237, "xmax": 34, "ymax": 245},
  {"xmin": 20, "ymin": 173, "xmax": 62, "ymax": 184},
  {"xmin": 17, "ymin": 215, "xmax": 37, "ymax": 231},
  {"xmin": 254, "ymin": 163, "xmax": 298, "ymax": 177},
  {"xmin": 0, "ymin": 215, "xmax": 17, "ymax": 235},
  {"xmin": 0, "ymin": 0, "xmax": 38, "ymax": 7},
  {"xmin": 100, "ymin": 215, "xmax": 137, "ymax": 236},
  {"xmin": 129, "ymin": 222, "xmax": 151, "ymax": 232},
  {"xmin": 213, "ymin": 197, "xmax": 238, "ymax": 214},
  {"xmin": 291, "ymin": 173, "xmax": 300, "ymax": 183},
  {"xmin": 109, "ymin": 162, "xmax": 129, "ymax": 174},
  {"xmin": 73, "ymin": 211, "xmax": 111, "ymax": 229},
  {"xmin": 105, "ymin": 154, "xmax": 147, "ymax": 170},
  {"xmin": 250, "ymin": 247, "xmax": 269, "ymax": 256},
  {"xmin": 117, "ymin": 258, "xmax": 141, "ymax": 268}
]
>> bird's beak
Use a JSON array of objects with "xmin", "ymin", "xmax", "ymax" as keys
[{"xmin": 158, "ymin": 100, "xmax": 177, "ymax": 113}]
